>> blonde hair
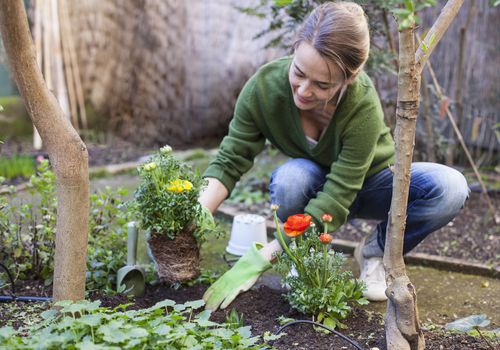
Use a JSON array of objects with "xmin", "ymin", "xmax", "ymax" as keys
[{"xmin": 294, "ymin": 1, "xmax": 370, "ymax": 80}]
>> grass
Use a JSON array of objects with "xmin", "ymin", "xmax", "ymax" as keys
[
  {"xmin": 0, "ymin": 155, "xmax": 36, "ymax": 180},
  {"xmin": 0, "ymin": 96, "xmax": 32, "ymax": 139}
]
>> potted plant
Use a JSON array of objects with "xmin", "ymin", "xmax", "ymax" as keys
[{"xmin": 135, "ymin": 145, "xmax": 216, "ymax": 283}]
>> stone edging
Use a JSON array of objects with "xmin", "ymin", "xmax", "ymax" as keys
[{"xmin": 216, "ymin": 204, "xmax": 500, "ymax": 279}]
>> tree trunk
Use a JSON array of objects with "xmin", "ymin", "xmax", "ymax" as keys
[
  {"xmin": 384, "ymin": 1, "xmax": 464, "ymax": 349},
  {"xmin": 384, "ymin": 27, "xmax": 425, "ymax": 350},
  {"xmin": 0, "ymin": 0, "xmax": 89, "ymax": 302}
]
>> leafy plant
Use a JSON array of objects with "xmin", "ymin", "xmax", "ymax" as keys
[
  {"xmin": 0, "ymin": 299, "xmax": 272, "ymax": 349},
  {"xmin": 0, "ymin": 160, "xmax": 57, "ymax": 283},
  {"xmin": 86, "ymin": 186, "xmax": 141, "ymax": 294},
  {"xmin": 135, "ymin": 145, "xmax": 217, "ymax": 243},
  {"xmin": 445, "ymin": 314, "xmax": 499, "ymax": 350},
  {"xmin": 186, "ymin": 268, "xmax": 220, "ymax": 287},
  {"xmin": 225, "ymin": 308, "xmax": 246, "ymax": 329},
  {"xmin": 0, "ymin": 160, "xmax": 139, "ymax": 293},
  {"xmin": 273, "ymin": 207, "xmax": 367, "ymax": 329}
]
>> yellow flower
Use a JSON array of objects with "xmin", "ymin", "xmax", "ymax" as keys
[
  {"xmin": 166, "ymin": 179, "xmax": 193, "ymax": 193},
  {"xmin": 183, "ymin": 180, "xmax": 193, "ymax": 191}
]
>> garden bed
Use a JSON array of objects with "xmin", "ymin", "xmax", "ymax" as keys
[{"xmin": 1, "ymin": 282, "xmax": 491, "ymax": 349}]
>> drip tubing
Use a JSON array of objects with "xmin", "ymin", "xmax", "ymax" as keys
[
  {"xmin": 0, "ymin": 262, "xmax": 52, "ymax": 303},
  {"xmin": 273, "ymin": 319, "xmax": 365, "ymax": 350}
]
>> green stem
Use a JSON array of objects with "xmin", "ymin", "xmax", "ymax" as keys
[
  {"xmin": 273, "ymin": 210, "xmax": 300, "ymax": 268},
  {"xmin": 321, "ymin": 244, "xmax": 328, "ymax": 288},
  {"xmin": 476, "ymin": 328, "xmax": 495, "ymax": 350}
]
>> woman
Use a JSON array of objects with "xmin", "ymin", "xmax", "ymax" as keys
[{"xmin": 199, "ymin": 1, "xmax": 469, "ymax": 310}]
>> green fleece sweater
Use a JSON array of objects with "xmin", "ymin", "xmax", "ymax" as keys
[{"xmin": 204, "ymin": 56, "xmax": 394, "ymax": 231}]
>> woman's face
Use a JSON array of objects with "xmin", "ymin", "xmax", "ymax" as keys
[{"xmin": 289, "ymin": 42, "xmax": 345, "ymax": 111}]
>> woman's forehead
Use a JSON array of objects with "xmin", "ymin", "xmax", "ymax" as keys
[{"xmin": 294, "ymin": 42, "xmax": 344, "ymax": 83}]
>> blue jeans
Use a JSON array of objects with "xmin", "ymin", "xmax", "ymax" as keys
[{"xmin": 269, "ymin": 158, "xmax": 469, "ymax": 255}]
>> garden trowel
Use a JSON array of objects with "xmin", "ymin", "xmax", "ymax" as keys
[{"xmin": 116, "ymin": 221, "xmax": 146, "ymax": 296}]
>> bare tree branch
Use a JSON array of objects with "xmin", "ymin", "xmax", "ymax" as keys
[{"xmin": 416, "ymin": 0, "xmax": 464, "ymax": 74}]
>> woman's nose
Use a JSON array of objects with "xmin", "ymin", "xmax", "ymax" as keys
[{"xmin": 297, "ymin": 81, "xmax": 313, "ymax": 97}]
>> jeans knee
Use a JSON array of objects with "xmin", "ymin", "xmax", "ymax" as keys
[
  {"xmin": 416, "ymin": 163, "xmax": 469, "ymax": 217},
  {"xmin": 269, "ymin": 158, "xmax": 327, "ymax": 221}
]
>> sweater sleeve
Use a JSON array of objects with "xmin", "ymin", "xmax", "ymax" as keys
[
  {"xmin": 304, "ymin": 98, "xmax": 385, "ymax": 232},
  {"xmin": 203, "ymin": 80, "xmax": 266, "ymax": 195}
]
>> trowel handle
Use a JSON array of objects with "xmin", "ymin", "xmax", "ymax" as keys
[{"xmin": 127, "ymin": 221, "xmax": 138, "ymax": 266}]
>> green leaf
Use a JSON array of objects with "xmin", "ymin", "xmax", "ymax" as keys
[
  {"xmin": 392, "ymin": 8, "xmax": 412, "ymax": 16},
  {"xmin": 77, "ymin": 314, "xmax": 104, "ymax": 327},
  {"xmin": 184, "ymin": 300, "xmax": 205, "ymax": 310},
  {"xmin": 274, "ymin": 0, "xmax": 292, "ymax": 7},
  {"xmin": 0, "ymin": 326, "xmax": 16, "ymax": 339},
  {"xmin": 153, "ymin": 324, "xmax": 172, "ymax": 335},
  {"xmin": 41, "ymin": 309, "xmax": 58, "ymax": 320},
  {"xmin": 263, "ymin": 331, "xmax": 285, "ymax": 342},
  {"xmin": 152, "ymin": 299, "xmax": 176, "ymax": 310},
  {"xmin": 404, "ymin": 0, "xmax": 415, "ymax": 12},
  {"xmin": 237, "ymin": 326, "xmax": 252, "ymax": 338},
  {"xmin": 76, "ymin": 340, "xmax": 116, "ymax": 350},
  {"xmin": 445, "ymin": 314, "xmax": 491, "ymax": 332}
]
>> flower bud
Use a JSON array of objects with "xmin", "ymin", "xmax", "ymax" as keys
[
  {"xmin": 319, "ymin": 233, "xmax": 333, "ymax": 244},
  {"xmin": 321, "ymin": 214, "xmax": 333, "ymax": 223},
  {"xmin": 160, "ymin": 145, "xmax": 172, "ymax": 155}
]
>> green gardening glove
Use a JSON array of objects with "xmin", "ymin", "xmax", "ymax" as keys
[{"xmin": 203, "ymin": 242, "xmax": 272, "ymax": 311}]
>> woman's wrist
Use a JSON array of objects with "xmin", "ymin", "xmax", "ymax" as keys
[{"xmin": 259, "ymin": 239, "xmax": 283, "ymax": 262}]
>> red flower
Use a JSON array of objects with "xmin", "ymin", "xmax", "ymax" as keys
[
  {"xmin": 319, "ymin": 233, "xmax": 333, "ymax": 244},
  {"xmin": 283, "ymin": 214, "xmax": 312, "ymax": 237},
  {"xmin": 321, "ymin": 214, "xmax": 333, "ymax": 223}
]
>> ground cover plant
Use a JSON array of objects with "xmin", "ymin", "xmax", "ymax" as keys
[{"xmin": 0, "ymin": 299, "xmax": 275, "ymax": 349}]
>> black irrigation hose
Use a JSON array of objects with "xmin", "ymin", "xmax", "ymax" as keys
[
  {"xmin": 0, "ymin": 262, "xmax": 15, "ymax": 296},
  {"xmin": 273, "ymin": 320, "xmax": 365, "ymax": 350},
  {"xmin": 0, "ymin": 262, "xmax": 52, "ymax": 303}
]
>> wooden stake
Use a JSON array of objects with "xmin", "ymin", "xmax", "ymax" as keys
[
  {"xmin": 33, "ymin": 0, "xmax": 42, "ymax": 150},
  {"xmin": 49, "ymin": 0, "xmax": 71, "ymax": 126},
  {"xmin": 60, "ymin": 0, "xmax": 88, "ymax": 130},
  {"xmin": 58, "ymin": 0, "xmax": 78, "ymax": 129}
]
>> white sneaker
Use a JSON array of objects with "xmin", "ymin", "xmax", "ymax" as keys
[{"xmin": 354, "ymin": 238, "xmax": 388, "ymax": 301}]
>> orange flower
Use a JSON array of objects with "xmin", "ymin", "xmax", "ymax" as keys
[
  {"xmin": 283, "ymin": 214, "xmax": 312, "ymax": 237},
  {"xmin": 321, "ymin": 214, "xmax": 333, "ymax": 223},
  {"xmin": 319, "ymin": 233, "xmax": 333, "ymax": 244}
]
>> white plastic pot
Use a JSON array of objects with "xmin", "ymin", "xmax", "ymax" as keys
[{"xmin": 226, "ymin": 214, "xmax": 268, "ymax": 256}]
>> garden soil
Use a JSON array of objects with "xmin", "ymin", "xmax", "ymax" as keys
[{"xmin": 93, "ymin": 283, "xmax": 491, "ymax": 350}]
